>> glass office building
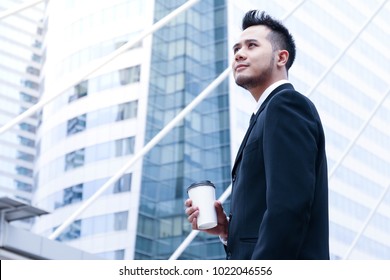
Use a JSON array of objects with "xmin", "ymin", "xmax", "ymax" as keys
[
  {"xmin": 0, "ymin": 0, "xmax": 44, "ymax": 204},
  {"xmin": 1, "ymin": 0, "xmax": 389, "ymax": 260},
  {"xmin": 137, "ymin": 0, "xmax": 230, "ymax": 259}
]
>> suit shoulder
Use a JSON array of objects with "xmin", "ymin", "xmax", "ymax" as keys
[
  {"xmin": 267, "ymin": 88, "xmax": 320, "ymax": 122},
  {"xmin": 269, "ymin": 88, "xmax": 310, "ymax": 103},
  {"xmin": 268, "ymin": 88, "xmax": 319, "ymax": 116}
]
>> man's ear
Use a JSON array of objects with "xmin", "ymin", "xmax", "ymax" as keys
[{"xmin": 277, "ymin": 50, "xmax": 289, "ymax": 67}]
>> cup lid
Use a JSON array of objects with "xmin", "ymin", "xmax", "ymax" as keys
[{"xmin": 187, "ymin": 180, "xmax": 215, "ymax": 193}]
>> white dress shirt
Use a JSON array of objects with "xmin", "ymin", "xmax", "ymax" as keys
[{"xmin": 253, "ymin": 79, "xmax": 290, "ymax": 115}]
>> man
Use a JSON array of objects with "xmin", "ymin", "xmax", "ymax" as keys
[{"xmin": 185, "ymin": 10, "xmax": 329, "ymax": 260}]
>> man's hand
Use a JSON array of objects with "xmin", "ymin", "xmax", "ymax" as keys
[{"xmin": 185, "ymin": 199, "xmax": 229, "ymax": 240}]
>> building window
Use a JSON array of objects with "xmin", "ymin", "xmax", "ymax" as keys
[
  {"xmin": 55, "ymin": 220, "xmax": 81, "ymax": 241},
  {"xmin": 115, "ymin": 137, "xmax": 135, "ymax": 156},
  {"xmin": 18, "ymin": 136, "xmax": 35, "ymax": 147},
  {"xmin": 135, "ymin": 236, "xmax": 153, "ymax": 255},
  {"xmin": 32, "ymin": 53, "xmax": 41, "ymax": 63},
  {"xmin": 65, "ymin": 149, "xmax": 85, "ymax": 170},
  {"xmin": 51, "ymin": 174, "xmax": 131, "ymax": 209},
  {"xmin": 20, "ymin": 92, "xmax": 38, "ymax": 103},
  {"xmin": 114, "ymin": 173, "xmax": 132, "ymax": 193},
  {"xmin": 17, "ymin": 151, "xmax": 34, "ymax": 162},
  {"xmin": 116, "ymin": 101, "xmax": 138, "ymax": 121},
  {"xmin": 69, "ymin": 80, "xmax": 88, "ymax": 102},
  {"xmin": 26, "ymin": 66, "xmax": 40, "ymax": 76},
  {"xmin": 15, "ymin": 181, "xmax": 33, "ymax": 192},
  {"xmin": 54, "ymin": 212, "xmax": 128, "ymax": 241},
  {"xmin": 119, "ymin": 65, "xmax": 140, "ymax": 85},
  {"xmin": 63, "ymin": 184, "xmax": 83, "ymax": 206},
  {"xmin": 16, "ymin": 166, "xmax": 33, "ymax": 177},
  {"xmin": 114, "ymin": 211, "xmax": 128, "ymax": 231},
  {"xmin": 137, "ymin": 215, "xmax": 155, "ymax": 238},
  {"xmin": 67, "ymin": 114, "xmax": 86, "ymax": 135},
  {"xmin": 23, "ymin": 80, "xmax": 39, "ymax": 90},
  {"xmin": 19, "ymin": 122, "xmax": 36, "ymax": 133}
]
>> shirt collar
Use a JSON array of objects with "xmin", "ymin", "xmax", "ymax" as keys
[{"xmin": 253, "ymin": 79, "xmax": 290, "ymax": 114}]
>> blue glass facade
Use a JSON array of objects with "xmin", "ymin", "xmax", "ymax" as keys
[{"xmin": 136, "ymin": 0, "xmax": 230, "ymax": 259}]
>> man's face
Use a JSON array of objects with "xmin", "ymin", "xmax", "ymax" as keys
[{"xmin": 232, "ymin": 25, "xmax": 275, "ymax": 91}]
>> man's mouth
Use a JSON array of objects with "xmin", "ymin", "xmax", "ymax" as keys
[{"xmin": 235, "ymin": 64, "xmax": 248, "ymax": 71}]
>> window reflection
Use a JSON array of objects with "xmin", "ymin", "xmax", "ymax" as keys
[
  {"xmin": 119, "ymin": 65, "xmax": 140, "ymax": 85},
  {"xmin": 64, "ymin": 184, "xmax": 83, "ymax": 206},
  {"xmin": 50, "ymin": 174, "xmax": 132, "ymax": 210},
  {"xmin": 56, "ymin": 220, "xmax": 81, "ymax": 241},
  {"xmin": 55, "ymin": 211, "xmax": 128, "ymax": 241},
  {"xmin": 69, "ymin": 80, "xmax": 88, "ymax": 102},
  {"xmin": 65, "ymin": 148, "xmax": 85, "ymax": 171},
  {"xmin": 43, "ymin": 100, "xmax": 138, "ymax": 148},
  {"xmin": 67, "ymin": 66, "xmax": 140, "ymax": 104},
  {"xmin": 38, "ymin": 137, "xmax": 135, "ymax": 185},
  {"xmin": 67, "ymin": 114, "xmax": 86, "ymax": 135}
]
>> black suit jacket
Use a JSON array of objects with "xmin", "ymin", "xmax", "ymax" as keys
[{"xmin": 226, "ymin": 83, "xmax": 329, "ymax": 259}]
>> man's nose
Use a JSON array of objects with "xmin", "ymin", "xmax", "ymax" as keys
[{"xmin": 234, "ymin": 49, "xmax": 246, "ymax": 61}]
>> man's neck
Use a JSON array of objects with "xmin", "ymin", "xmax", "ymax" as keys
[
  {"xmin": 249, "ymin": 76, "xmax": 288, "ymax": 102},
  {"xmin": 252, "ymin": 79, "xmax": 290, "ymax": 114}
]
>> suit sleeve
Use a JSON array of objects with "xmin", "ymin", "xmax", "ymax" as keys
[{"xmin": 251, "ymin": 91, "xmax": 319, "ymax": 259}]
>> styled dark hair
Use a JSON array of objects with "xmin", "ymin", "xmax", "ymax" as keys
[{"xmin": 242, "ymin": 10, "xmax": 296, "ymax": 70}]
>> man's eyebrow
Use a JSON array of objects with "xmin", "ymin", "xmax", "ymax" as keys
[
  {"xmin": 232, "ymin": 42, "xmax": 241, "ymax": 50},
  {"xmin": 232, "ymin": 39, "xmax": 259, "ymax": 50}
]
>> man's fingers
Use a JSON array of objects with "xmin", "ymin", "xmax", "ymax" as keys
[
  {"xmin": 214, "ymin": 201, "xmax": 225, "ymax": 215},
  {"xmin": 185, "ymin": 204, "xmax": 199, "ymax": 215},
  {"xmin": 187, "ymin": 210, "xmax": 199, "ymax": 229},
  {"xmin": 191, "ymin": 217, "xmax": 198, "ymax": 230},
  {"xmin": 184, "ymin": 199, "xmax": 192, "ymax": 207},
  {"xmin": 184, "ymin": 198, "xmax": 199, "ymax": 229},
  {"xmin": 187, "ymin": 209, "xmax": 199, "ymax": 220}
]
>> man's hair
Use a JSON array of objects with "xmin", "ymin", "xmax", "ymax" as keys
[{"xmin": 242, "ymin": 10, "xmax": 296, "ymax": 70}]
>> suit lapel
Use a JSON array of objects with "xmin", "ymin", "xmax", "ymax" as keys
[
  {"xmin": 232, "ymin": 114, "xmax": 257, "ymax": 174},
  {"xmin": 231, "ymin": 83, "xmax": 294, "ymax": 175}
]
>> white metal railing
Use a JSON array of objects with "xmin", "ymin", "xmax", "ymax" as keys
[{"xmin": 0, "ymin": 0, "xmax": 45, "ymax": 20}]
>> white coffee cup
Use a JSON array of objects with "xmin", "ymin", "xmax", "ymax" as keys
[{"xmin": 187, "ymin": 180, "xmax": 217, "ymax": 230}]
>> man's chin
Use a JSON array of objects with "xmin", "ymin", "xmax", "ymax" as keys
[{"xmin": 235, "ymin": 78, "xmax": 250, "ymax": 90}]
